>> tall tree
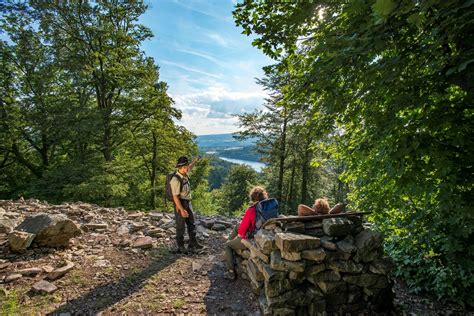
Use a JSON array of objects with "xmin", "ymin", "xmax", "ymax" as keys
[{"xmin": 234, "ymin": 0, "xmax": 474, "ymax": 305}]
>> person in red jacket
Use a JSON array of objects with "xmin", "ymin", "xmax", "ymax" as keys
[{"xmin": 224, "ymin": 186, "xmax": 268, "ymax": 280}]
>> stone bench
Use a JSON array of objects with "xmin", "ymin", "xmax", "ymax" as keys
[{"xmin": 233, "ymin": 212, "xmax": 394, "ymax": 315}]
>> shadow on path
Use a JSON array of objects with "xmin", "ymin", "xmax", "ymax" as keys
[
  {"xmin": 203, "ymin": 253, "xmax": 260, "ymax": 315},
  {"xmin": 48, "ymin": 250, "xmax": 178, "ymax": 315}
]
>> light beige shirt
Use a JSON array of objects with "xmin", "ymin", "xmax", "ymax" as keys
[{"xmin": 170, "ymin": 171, "xmax": 191, "ymax": 200}]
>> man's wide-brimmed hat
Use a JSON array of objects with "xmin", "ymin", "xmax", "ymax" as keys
[{"xmin": 176, "ymin": 156, "xmax": 190, "ymax": 168}]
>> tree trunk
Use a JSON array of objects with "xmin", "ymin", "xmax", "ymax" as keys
[
  {"xmin": 300, "ymin": 138, "xmax": 311, "ymax": 205},
  {"xmin": 149, "ymin": 132, "xmax": 158, "ymax": 208},
  {"xmin": 277, "ymin": 111, "xmax": 288, "ymax": 202}
]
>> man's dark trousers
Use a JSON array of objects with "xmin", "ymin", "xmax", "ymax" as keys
[{"xmin": 174, "ymin": 199, "xmax": 197, "ymax": 247}]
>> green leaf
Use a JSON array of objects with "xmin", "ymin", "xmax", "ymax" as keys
[{"xmin": 372, "ymin": 0, "xmax": 397, "ymax": 17}]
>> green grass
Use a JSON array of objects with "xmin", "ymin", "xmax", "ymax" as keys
[
  {"xmin": 68, "ymin": 269, "xmax": 88, "ymax": 286},
  {"xmin": 0, "ymin": 289, "xmax": 20, "ymax": 315},
  {"xmin": 172, "ymin": 298, "xmax": 186, "ymax": 309}
]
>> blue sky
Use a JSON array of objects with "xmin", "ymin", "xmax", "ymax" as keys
[{"xmin": 139, "ymin": 0, "xmax": 273, "ymax": 135}]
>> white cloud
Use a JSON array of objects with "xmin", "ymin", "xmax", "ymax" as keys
[
  {"xmin": 205, "ymin": 32, "xmax": 235, "ymax": 48},
  {"xmin": 172, "ymin": 0, "xmax": 233, "ymax": 23},
  {"xmin": 170, "ymin": 84, "xmax": 268, "ymax": 135},
  {"xmin": 176, "ymin": 48, "xmax": 225, "ymax": 67},
  {"xmin": 160, "ymin": 60, "xmax": 222, "ymax": 79}
]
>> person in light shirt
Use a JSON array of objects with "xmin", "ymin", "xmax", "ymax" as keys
[{"xmin": 170, "ymin": 156, "xmax": 204, "ymax": 253}]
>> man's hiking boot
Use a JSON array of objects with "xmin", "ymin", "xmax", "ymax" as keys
[
  {"xmin": 188, "ymin": 241, "xmax": 204, "ymax": 250},
  {"xmin": 224, "ymin": 269, "xmax": 236, "ymax": 280},
  {"xmin": 176, "ymin": 245, "xmax": 187, "ymax": 254}
]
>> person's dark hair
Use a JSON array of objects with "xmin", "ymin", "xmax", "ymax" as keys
[{"xmin": 249, "ymin": 186, "xmax": 268, "ymax": 203}]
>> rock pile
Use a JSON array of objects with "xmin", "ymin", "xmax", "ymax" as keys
[
  {"xmin": 0, "ymin": 198, "xmax": 239, "ymax": 293},
  {"xmin": 233, "ymin": 214, "xmax": 394, "ymax": 315}
]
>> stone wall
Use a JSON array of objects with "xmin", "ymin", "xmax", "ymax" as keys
[{"xmin": 234, "ymin": 214, "xmax": 394, "ymax": 315}]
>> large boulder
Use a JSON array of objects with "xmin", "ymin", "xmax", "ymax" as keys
[{"xmin": 15, "ymin": 213, "xmax": 81, "ymax": 247}]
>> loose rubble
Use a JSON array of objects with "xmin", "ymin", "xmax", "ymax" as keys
[{"xmin": 0, "ymin": 198, "xmax": 466, "ymax": 315}]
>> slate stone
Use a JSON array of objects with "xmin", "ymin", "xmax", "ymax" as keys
[
  {"xmin": 307, "ymin": 270, "xmax": 341, "ymax": 284},
  {"xmin": 275, "ymin": 232, "xmax": 320, "ymax": 252},
  {"xmin": 16, "ymin": 213, "xmax": 81, "ymax": 247},
  {"xmin": 327, "ymin": 260, "xmax": 363, "ymax": 273},
  {"xmin": 258, "ymin": 262, "xmax": 286, "ymax": 282},
  {"xmin": 0, "ymin": 218, "xmax": 17, "ymax": 234},
  {"xmin": 283, "ymin": 222, "xmax": 305, "ymax": 234},
  {"xmin": 317, "ymin": 280, "xmax": 347, "ymax": 294},
  {"xmin": 265, "ymin": 278, "xmax": 293, "ymax": 298},
  {"xmin": 242, "ymin": 238, "xmax": 269, "ymax": 263},
  {"xmin": 301, "ymin": 248, "xmax": 326, "ymax": 262},
  {"xmin": 343, "ymin": 273, "xmax": 389, "ymax": 288},
  {"xmin": 322, "ymin": 217, "xmax": 353, "ymax": 236},
  {"xmin": 304, "ymin": 220, "xmax": 323, "ymax": 229},
  {"xmin": 369, "ymin": 257, "xmax": 395, "ymax": 274},
  {"xmin": 16, "ymin": 267, "xmax": 42, "ymax": 276},
  {"xmin": 355, "ymin": 229, "xmax": 383, "ymax": 257},
  {"xmin": 32, "ymin": 280, "xmax": 57, "ymax": 294},
  {"xmin": 280, "ymin": 250, "xmax": 301, "ymax": 261},
  {"xmin": 270, "ymin": 250, "xmax": 305, "ymax": 272},
  {"xmin": 8, "ymin": 230, "xmax": 35, "ymax": 253},
  {"xmin": 305, "ymin": 263, "xmax": 325, "ymax": 276},
  {"xmin": 336, "ymin": 236, "xmax": 357, "ymax": 254},
  {"xmin": 254, "ymin": 229, "xmax": 275, "ymax": 254},
  {"xmin": 132, "ymin": 236, "xmax": 153, "ymax": 249},
  {"xmin": 5, "ymin": 274, "xmax": 22, "ymax": 283},
  {"xmin": 47, "ymin": 260, "xmax": 75, "ymax": 280}
]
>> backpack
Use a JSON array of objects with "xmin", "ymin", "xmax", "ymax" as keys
[
  {"xmin": 165, "ymin": 172, "xmax": 184, "ymax": 202},
  {"xmin": 246, "ymin": 198, "xmax": 279, "ymax": 239}
]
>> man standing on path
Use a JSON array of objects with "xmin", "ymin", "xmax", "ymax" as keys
[{"xmin": 170, "ymin": 156, "xmax": 204, "ymax": 253}]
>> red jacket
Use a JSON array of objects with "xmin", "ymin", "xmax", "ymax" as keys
[{"xmin": 238, "ymin": 205, "xmax": 256, "ymax": 239}]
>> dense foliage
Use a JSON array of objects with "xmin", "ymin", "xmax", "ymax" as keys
[
  {"xmin": 236, "ymin": 87, "xmax": 347, "ymax": 214},
  {"xmin": 0, "ymin": 2, "xmax": 201, "ymax": 210},
  {"xmin": 205, "ymin": 154, "xmax": 237, "ymax": 190},
  {"xmin": 234, "ymin": 0, "xmax": 473, "ymax": 306}
]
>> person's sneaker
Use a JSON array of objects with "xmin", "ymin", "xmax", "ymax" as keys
[{"xmin": 223, "ymin": 269, "xmax": 236, "ymax": 280}]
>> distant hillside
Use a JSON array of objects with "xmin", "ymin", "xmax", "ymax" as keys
[{"xmin": 196, "ymin": 133, "xmax": 256, "ymax": 148}]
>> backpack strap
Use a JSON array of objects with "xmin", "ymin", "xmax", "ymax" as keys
[{"xmin": 173, "ymin": 172, "xmax": 184, "ymax": 193}]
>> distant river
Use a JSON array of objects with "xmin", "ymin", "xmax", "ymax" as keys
[{"xmin": 219, "ymin": 157, "xmax": 266, "ymax": 172}]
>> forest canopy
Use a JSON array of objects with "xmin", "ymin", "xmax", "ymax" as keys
[{"xmin": 0, "ymin": 2, "xmax": 200, "ymax": 209}]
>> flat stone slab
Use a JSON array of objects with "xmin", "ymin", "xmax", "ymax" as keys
[
  {"xmin": 127, "ymin": 212, "xmax": 143, "ymax": 219},
  {"xmin": 84, "ymin": 223, "xmax": 108, "ymax": 230},
  {"xmin": 32, "ymin": 280, "xmax": 57, "ymax": 294},
  {"xmin": 275, "ymin": 232, "xmax": 320, "ymax": 252},
  {"xmin": 5, "ymin": 274, "xmax": 22, "ymax": 283},
  {"xmin": 301, "ymin": 248, "xmax": 326, "ymax": 262},
  {"xmin": 132, "ymin": 236, "xmax": 153, "ymax": 249},
  {"xmin": 17, "ymin": 267, "xmax": 43, "ymax": 276},
  {"xmin": 270, "ymin": 250, "xmax": 305, "ymax": 272},
  {"xmin": 47, "ymin": 261, "xmax": 75, "ymax": 280},
  {"xmin": 280, "ymin": 250, "xmax": 301, "ymax": 261}
]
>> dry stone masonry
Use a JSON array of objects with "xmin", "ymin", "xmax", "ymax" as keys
[{"xmin": 234, "ymin": 214, "xmax": 394, "ymax": 315}]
